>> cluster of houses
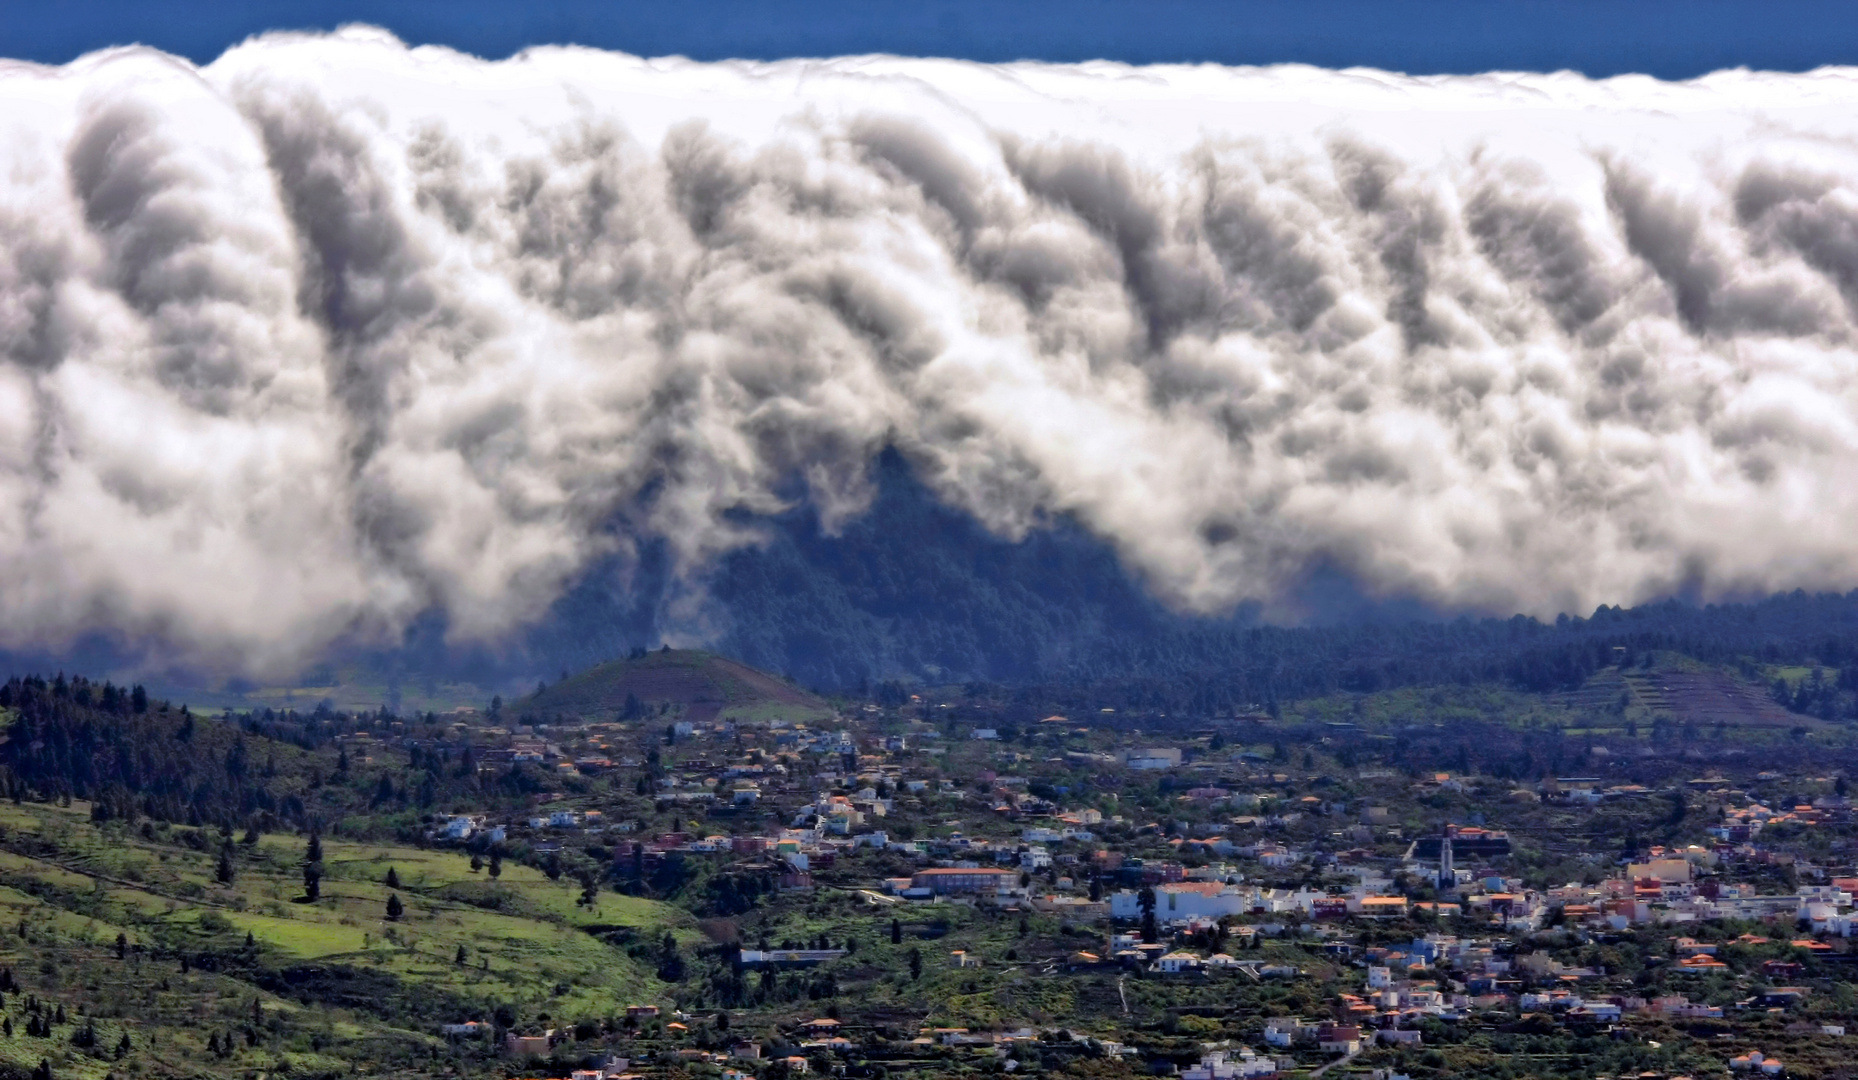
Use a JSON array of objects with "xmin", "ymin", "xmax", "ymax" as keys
[
  {"xmin": 1545, "ymin": 851, "xmax": 1858, "ymax": 934},
  {"xmin": 401, "ymin": 710, "xmax": 1858, "ymax": 1077}
]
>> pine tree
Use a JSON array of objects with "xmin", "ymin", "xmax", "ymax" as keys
[
  {"xmin": 455, "ymin": 944, "xmax": 468, "ymax": 965},
  {"xmin": 31, "ymin": 1056, "xmax": 49, "ymax": 1080},
  {"xmin": 908, "ymin": 947, "xmax": 922, "ymax": 981},
  {"xmin": 113, "ymin": 933, "xmax": 126, "ymax": 960},
  {"xmin": 386, "ymin": 893, "xmax": 404, "ymax": 921},
  {"xmin": 303, "ymin": 833, "xmax": 323, "ymax": 902},
  {"xmin": 216, "ymin": 845, "xmax": 235, "ymax": 885},
  {"xmin": 385, "ymin": 866, "xmax": 400, "ymax": 889},
  {"xmin": 656, "ymin": 932, "xmax": 685, "ymax": 981},
  {"xmin": 891, "ymin": 918, "xmax": 901, "ymax": 945}
]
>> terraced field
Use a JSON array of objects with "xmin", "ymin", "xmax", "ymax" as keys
[
  {"xmin": 1553, "ymin": 665, "xmax": 1808, "ymax": 729},
  {"xmin": 1621, "ymin": 671, "xmax": 1802, "ymax": 727}
]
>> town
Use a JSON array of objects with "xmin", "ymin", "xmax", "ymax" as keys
[{"xmin": 320, "ymin": 653, "xmax": 1858, "ymax": 1080}]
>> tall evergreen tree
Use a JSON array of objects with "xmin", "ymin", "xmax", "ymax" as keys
[{"xmin": 303, "ymin": 833, "xmax": 323, "ymax": 901}]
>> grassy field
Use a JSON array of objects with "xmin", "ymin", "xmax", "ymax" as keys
[
  {"xmin": 0, "ymin": 800, "xmax": 691, "ymax": 1079},
  {"xmin": 147, "ymin": 668, "xmax": 514, "ymax": 715}
]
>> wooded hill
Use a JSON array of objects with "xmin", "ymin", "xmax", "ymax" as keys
[{"xmin": 0, "ymin": 674, "xmax": 574, "ymax": 835}]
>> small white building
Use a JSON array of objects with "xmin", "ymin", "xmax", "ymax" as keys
[
  {"xmin": 1155, "ymin": 951, "xmax": 1204, "ymax": 974},
  {"xmin": 1181, "ymin": 1049, "xmax": 1279, "ymax": 1080}
]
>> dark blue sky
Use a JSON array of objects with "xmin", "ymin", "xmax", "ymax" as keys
[{"xmin": 6, "ymin": 0, "xmax": 1858, "ymax": 78}]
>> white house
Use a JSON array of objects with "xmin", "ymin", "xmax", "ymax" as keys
[
  {"xmin": 1731, "ymin": 1052, "xmax": 1785, "ymax": 1076},
  {"xmin": 1109, "ymin": 883, "xmax": 1250, "ymax": 921},
  {"xmin": 1122, "ymin": 748, "xmax": 1182, "ymax": 769},
  {"xmin": 1317, "ymin": 1025, "xmax": 1361, "ymax": 1054},
  {"xmin": 1182, "ymin": 1049, "xmax": 1278, "ymax": 1080},
  {"xmin": 1155, "ymin": 952, "xmax": 1203, "ymax": 974}
]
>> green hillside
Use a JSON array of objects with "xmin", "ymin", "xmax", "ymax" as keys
[
  {"xmin": 0, "ymin": 798, "xmax": 691, "ymax": 1080},
  {"xmin": 522, "ymin": 648, "xmax": 834, "ymax": 724}
]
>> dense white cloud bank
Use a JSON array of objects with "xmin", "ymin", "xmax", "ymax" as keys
[{"xmin": 3, "ymin": 27, "xmax": 1858, "ymax": 672}]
